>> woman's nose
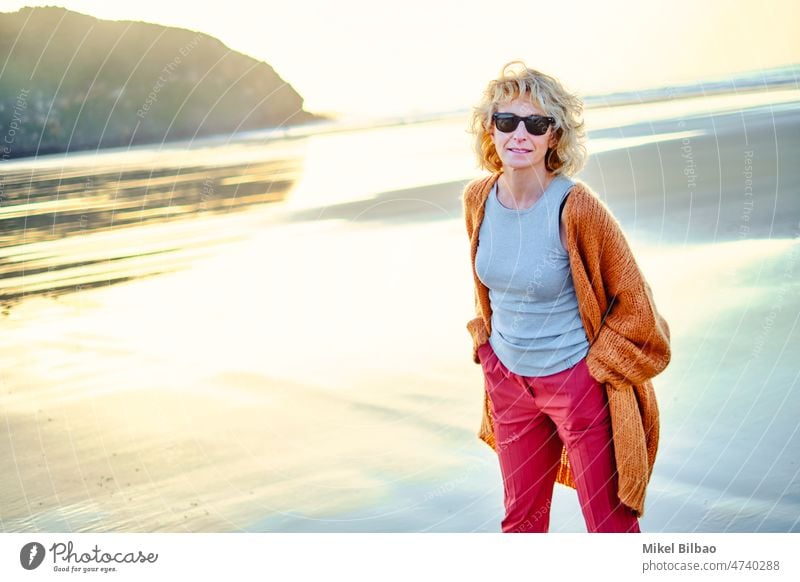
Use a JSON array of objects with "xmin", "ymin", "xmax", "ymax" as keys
[{"xmin": 511, "ymin": 121, "xmax": 529, "ymax": 138}]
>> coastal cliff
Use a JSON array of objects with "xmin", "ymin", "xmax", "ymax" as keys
[{"xmin": 0, "ymin": 6, "xmax": 321, "ymax": 158}]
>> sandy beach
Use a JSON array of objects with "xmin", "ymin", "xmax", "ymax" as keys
[{"xmin": 1, "ymin": 92, "xmax": 798, "ymax": 532}]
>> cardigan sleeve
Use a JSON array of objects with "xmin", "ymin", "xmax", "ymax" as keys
[
  {"xmin": 462, "ymin": 181, "xmax": 474, "ymax": 238},
  {"xmin": 583, "ymin": 200, "xmax": 672, "ymax": 388},
  {"xmin": 462, "ymin": 180, "xmax": 489, "ymax": 363},
  {"xmin": 467, "ymin": 291, "xmax": 489, "ymax": 363}
]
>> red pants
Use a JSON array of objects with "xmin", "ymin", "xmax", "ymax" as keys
[{"xmin": 478, "ymin": 341, "xmax": 640, "ymax": 533}]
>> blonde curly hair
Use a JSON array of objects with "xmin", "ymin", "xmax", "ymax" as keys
[{"xmin": 469, "ymin": 61, "xmax": 587, "ymax": 176}]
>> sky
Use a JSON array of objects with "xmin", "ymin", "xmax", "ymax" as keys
[{"xmin": 1, "ymin": 0, "xmax": 798, "ymax": 118}]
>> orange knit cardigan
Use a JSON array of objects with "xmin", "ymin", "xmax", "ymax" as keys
[{"xmin": 462, "ymin": 172, "xmax": 671, "ymax": 517}]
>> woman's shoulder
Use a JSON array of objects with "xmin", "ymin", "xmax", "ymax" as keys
[
  {"xmin": 563, "ymin": 179, "xmax": 617, "ymax": 225},
  {"xmin": 461, "ymin": 173, "xmax": 499, "ymax": 209}
]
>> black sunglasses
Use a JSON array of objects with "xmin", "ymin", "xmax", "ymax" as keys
[{"xmin": 492, "ymin": 112, "xmax": 555, "ymax": 136}]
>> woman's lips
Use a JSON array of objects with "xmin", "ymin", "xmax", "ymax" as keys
[{"xmin": 508, "ymin": 148, "xmax": 531, "ymax": 153}]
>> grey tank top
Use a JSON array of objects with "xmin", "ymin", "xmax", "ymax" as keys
[{"xmin": 475, "ymin": 174, "xmax": 590, "ymax": 376}]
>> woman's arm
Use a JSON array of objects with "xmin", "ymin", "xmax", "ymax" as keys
[
  {"xmin": 463, "ymin": 180, "xmax": 490, "ymax": 363},
  {"xmin": 576, "ymin": 193, "xmax": 672, "ymax": 388}
]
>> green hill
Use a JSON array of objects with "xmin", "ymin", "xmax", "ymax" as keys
[{"xmin": 0, "ymin": 6, "xmax": 321, "ymax": 158}]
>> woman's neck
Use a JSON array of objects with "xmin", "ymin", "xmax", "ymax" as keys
[{"xmin": 498, "ymin": 167, "xmax": 554, "ymax": 208}]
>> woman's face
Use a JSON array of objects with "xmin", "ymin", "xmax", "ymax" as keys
[{"xmin": 490, "ymin": 97, "xmax": 557, "ymax": 173}]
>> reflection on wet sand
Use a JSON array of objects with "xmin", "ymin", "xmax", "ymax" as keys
[{"xmin": 0, "ymin": 156, "xmax": 301, "ymax": 308}]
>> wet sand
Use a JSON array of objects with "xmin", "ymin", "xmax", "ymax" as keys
[{"xmin": 1, "ymin": 99, "xmax": 798, "ymax": 532}]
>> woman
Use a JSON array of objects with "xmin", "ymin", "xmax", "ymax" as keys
[{"xmin": 462, "ymin": 61, "xmax": 671, "ymax": 533}]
